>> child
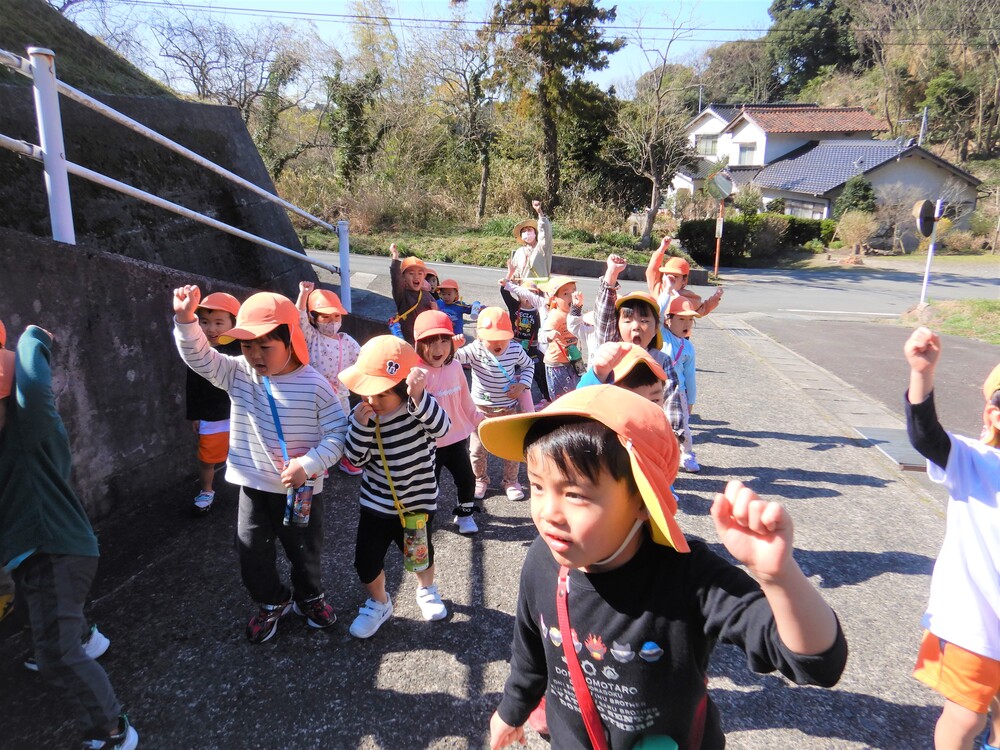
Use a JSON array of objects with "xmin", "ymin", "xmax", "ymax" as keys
[
  {"xmin": 425, "ymin": 268, "xmax": 441, "ymax": 301},
  {"xmin": 186, "ymin": 291, "xmax": 241, "ymax": 515},
  {"xmin": 413, "ymin": 310, "xmax": 484, "ymax": 535},
  {"xmin": 511, "ymin": 199, "xmax": 552, "ymax": 282},
  {"xmin": 481, "ymin": 385, "xmax": 847, "ymax": 749},
  {"xmin": 646, "ymin": 237, "xmax": 723, "ymax": 321},
  {"xmin": 500, "ymin": 268, "xmax": 550, "ymax": 406},
  {"xmin": 454, "ymin": 307, "xmax": 535, "ymax": 501},
  {"xmin": 295, "ymin": 281, "xmax": 362, "ymax": 476},
  {"xmin": 173, "ymin": 287, "xmax": 347, "ymax": 644},
  {"xmin": 663, "ymin": 295, "xmax": 701, "ymax": 473},
  {"xmin": 594, "ymin": 254, "xmax": 685, "ymax": 443},
  {"xmin": 904, "ymin": 326, "xmax": 1000, "ymax": 750},
  {"xmin": 567, "ymin": 305, "xmax": 597, "ymax": 371},
  {"xmin": 389, "ymin": 243, "xmax": 436, "ymax": 344},
  {"xmin": 540, "ymin": 276, "xmax": 582, "ymax": 399},
  {"xmin": 436, "ymin": 279, "xmax": 476, "ymax": 336},
  {"xmin": 1, "ymin": 325, "xmax": 139, "ymax": 750},
  {"xmin": 338, "ymin": 336, "xmax": 451, "ymax": 637}
]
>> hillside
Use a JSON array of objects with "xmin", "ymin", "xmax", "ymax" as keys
[{"xmin": 0, "ymin": 0, "xmax": 171, "ymax": 97}]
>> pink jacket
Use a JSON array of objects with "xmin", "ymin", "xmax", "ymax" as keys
[{"xmin": 421, "ymin": 359, "xmax": 483, "ymax": 447}]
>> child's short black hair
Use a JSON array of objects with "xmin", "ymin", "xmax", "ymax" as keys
[
  {"xmin": 991, "ymin": 390, "xmax": 1000, "ymax": 410},
  {"xmin": 524, "ymin": 417, "xmax": 639, "ymax": 496},
  {"xmin": 616, "ymin": 362, "xmax": 663, "ymax": 390},
  {"xmin": 618, "ymin": 299, "xmax": 659, "ymax": 321},
  {"xmin": 415, "ymin": 334, "xmax": 455, "ymax": 366},
  {"xmin": 257, "ymin": 324, "xmax": 291, "ymax": 346},
  {"xmin": 196, "ymin": 307, "xmax": 237, "ymax": 327}
]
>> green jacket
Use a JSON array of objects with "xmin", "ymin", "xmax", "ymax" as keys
[{"xmin": 0, "ymin": 326, "xmax": 98, "ymax": 567}]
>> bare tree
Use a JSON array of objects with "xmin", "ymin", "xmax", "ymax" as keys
[{"xmin": 610, "ymin": 8, "xmax": 698, "ymax": 249}]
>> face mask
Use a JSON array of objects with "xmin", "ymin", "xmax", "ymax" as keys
[{"xmin": 316, "ymin": 321, "xmax": 341, "ymax": 337}]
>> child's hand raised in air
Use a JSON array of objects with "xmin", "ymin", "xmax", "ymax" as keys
[
  {"xmin": 299, "ymin": 281, "xmax": 315, "ymax": 295},
  {"xmin": 904, "ymin": 326, "xmax": 941, "ymax": 374},
  {"xmin": 389, "ymin": 243, "xmax": 399, "ymax": 260},
  {"xmin": 711, "ymin": 480, "xmax": 793, "ymax": 583},
  {"xmin": 407, "ymin": 367, "xmax": 427, "ymax": 404},
  {"xmin": 453, "ymin": 333, "xmax": 466, "ymax": 348},
  {"xmin": 604, "ymin": 253, "xmax": 628, "ymax": 284},
  {"xmin": 173, "ymin": 285, "xmax": 201, "ymax": 323},
  {"xmin": 532, "ymin": 199, "xmax": 542, "ymax": 215},
  {"xmin": 571, "ymin": 290, "xmax": 584, "ymax": 308},
  {"xmin": 591, "ymin": 341, "xmax": 630, "ymax": 383}
]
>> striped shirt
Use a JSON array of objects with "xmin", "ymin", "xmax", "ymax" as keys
[
  {"xmin": 174, "ymin": 319, "xmax": 347, "ymax": 494},
  {"xmin": 345, "ymin": 390, "xmax": 450, "ymax": 518},
  {"xmin": 454, "ymin": 340, "xmax": 535, "ymax": 408}
]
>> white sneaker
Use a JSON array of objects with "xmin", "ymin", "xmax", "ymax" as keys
[
  {"xmin": 474, "ymin": 480, "xmax": 488, "ymax": 500},
  {"xmin": 192, "ymin": 490, "xmax": 215, "ymax": 515},
  {"xmin": 680, "ymin": 453, "xmax": 701, "ymax": 473},
  {"xmin": 349, "ymin": 595, "xmax": 393, "ymax": 639},
  {"xmin": 454, "ymin": 514, "xmax": 479, "ymax": 535},
  {"xmin": 505, "ymin": 484, "xmax": 525, "ymax": 501},
  {"xmin": 25, "ymin": 624, "xmax": 109, "ymax": 671},
  {"xmin": 415, "ymin": 585, "xmax": 448, "ymax": 621}
]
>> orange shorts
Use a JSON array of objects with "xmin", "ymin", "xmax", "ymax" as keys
[
  {"xmin": 914, "ymin": 631, "xmax": 1000, "ymax": 713},
  {"xmin": 197, "ymin": 431, "xmax": 229, "ymax": 465}
]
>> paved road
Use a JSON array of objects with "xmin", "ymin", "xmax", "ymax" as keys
[{"xmin": 3, "ymin": 252, "xmax": 998, "ymax": 748}]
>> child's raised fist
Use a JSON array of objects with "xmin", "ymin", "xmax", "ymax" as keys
[
  {"xmin": 571, "ymin": 290, "xmax": 584, "ymax": 307},
  {"xmin": 607, "ymin": 254, "xmax": 627, "ymax": 272},
  {"xmin": 299, "ymin": 281, "xmax": 315, "ymax": 294},
  {"xmin": 389, "ymin": 243, "xmax": 399, "ymax": 260},
  {"xmin": 173, "ymin": 285, "xmax": 202, "ymax": 323},
  {"xmin": 904, "ymin": 326, "xmax": 941, "ymax": 373},
  {"xmin": 407, "ymin": 366, "xmax": 427, "ymax": 403},
  {"xmin": 592, "ymin": 341, "xmax": 629, "ymax": 383},
  {"xmin": 711, "ymin": 480, "xmax": 793, "ymax": 582}
]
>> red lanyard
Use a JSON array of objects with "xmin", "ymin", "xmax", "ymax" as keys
[{"xmin": 556, "ymin": 567, "xmax": 610, "ymax": 750}]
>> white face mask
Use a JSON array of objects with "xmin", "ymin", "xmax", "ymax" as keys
[{"xmin": 316, "ymin": 321, "xmax": 341, "ymax": 337}]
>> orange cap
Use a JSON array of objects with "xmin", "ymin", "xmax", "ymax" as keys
[
  {"xmin": 414, "ymin": 310, "xmax": 454, "ymax": 340},
  {"xmin": 307, "ymin": 289, "xmax": 348, "ymax": 316},
  {"xmin": 339, "ymin": 335, "xmax": 420, "ymax": 396},
  {"xmin": 666, "ymin": 296, "xmax": 700, "ymax": 317},
  {"xmin": 660, "ymin": 257, "xmax": 691, "ymax": 275},
  {"xmin": 0, "ymin": 349, "xmax": 13, "ymax": 399},
  {"xmin": 400, "ymin": 257, "xmax": 428, "ymax": 274},
  {"xmin": 437, "ymin": 278, "xmax": 460, "ymax": 291},
  {"xmin": 479, "ymin": 385, "xmax": 687, "ymax": 551},
  {"xmin": 475, "ymin": 307, "xmax": 514, "ymax": 341},
  {"xmin": 220, "ymin": 292, "xmax": 309, "ymax": 366},
  {"xmin": 0, "ymin": 320, "xmax": 6, "ymax": 348},
  {"xmin": 984, "ymin": 363, "xmax": 1000, "ymax": 445},
  {"xmin": 610, "ymin": 343, "xmax": 667, "ymax": 383},
  {"xmin": 615, "ymin": 291, "xmax": 664, "ymax": 350},
  {"xmin": 198, "ymin": 292, "xmax": 241, "ymax": 318}
]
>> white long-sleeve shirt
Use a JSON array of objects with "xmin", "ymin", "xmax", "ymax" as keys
[{"xmin": 174, "ymin": 319, "xmax": 347, "ymax": 494}]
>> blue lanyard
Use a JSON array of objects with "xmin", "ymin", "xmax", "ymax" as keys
[
  {"xmin": 485, "ymin": 347, "xmax": 516, "ymax": 384},
  {"xmin": 261, "ymin": 376, "xmax": 290, "ymax": 464}
]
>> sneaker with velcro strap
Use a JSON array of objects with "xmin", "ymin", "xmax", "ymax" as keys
[
  {"xmin": 245, "ymin": 599, "xmax": 291, "ymax": 644},
  {"xmin": 292, "ymin": 594, "xmax": 337, "ymax": 629},
  {"xmin": 25, "ymin": 623, "xmax": 110, "ymax": 672}
]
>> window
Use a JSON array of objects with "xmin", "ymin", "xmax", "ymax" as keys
[
  {"xmin": 737, "ymin": 143, "xmax": 757, "ymax": 165},
  {"xmin": 695, "ymin": 135, "xmax": 718, "ymax": 156},
  {"xmin": 785, "ymin": 198, "xmax": 826, "ymax": 220}
]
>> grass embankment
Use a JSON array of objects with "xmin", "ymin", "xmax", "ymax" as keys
[
  {"xmin": 899, "ymin": 300, "xmax": 1000, "ymax": 346},
  {"xmin": 301, "ymin": 220, "xmax": 669, "ymax": 270}
]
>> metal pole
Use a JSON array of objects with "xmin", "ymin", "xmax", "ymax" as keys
[
  {"xmin": 713, "ymin": 199, "xmax": 724, "ymax": 277},
  {"xmin": 337, "ymin": 220, "xmax": 351, "ymax": 313},
  {"xmin": 28, "ymin": 47, "xmax": 75, "ymax": 244},
  {"xmin": 918, "ymin": 106, "xmax": 928, "ymax": 147},
  {"xmin": 918, "ymin": 199, "xmax": 943, "ymax": 306}
]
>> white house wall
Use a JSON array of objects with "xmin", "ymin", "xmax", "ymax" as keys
[
  {"xmin": 727, "ymin": 120, "xmax": 766, "ymax": 165},
  {"xmin": 864, "ymin": 154, "xmax": 978, "ymax": 221},
  {"xmin": 688, "ymin": 113, "xmax": 732, "ymax": 161}
]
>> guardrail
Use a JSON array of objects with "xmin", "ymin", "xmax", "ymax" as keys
[{"xmin": 0, "ymin": 47, "xmax": 352, "ymax": 310}]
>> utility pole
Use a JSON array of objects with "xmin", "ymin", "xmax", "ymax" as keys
[{"xmin": 918, "ymin": 106, "xmax": 928, "ymax": 147}]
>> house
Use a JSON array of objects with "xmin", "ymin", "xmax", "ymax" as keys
[{"xmin": 672, "ymin": 103, "xmax": 980, "ymax": 233}]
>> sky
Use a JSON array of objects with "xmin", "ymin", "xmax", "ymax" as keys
[{"xmin": 91, "ymin": 0, "xmax": 774, "ymax": 89}]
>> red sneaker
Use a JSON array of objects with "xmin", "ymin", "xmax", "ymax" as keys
[{"xmin": 338, "ymin": 457, "xmax": 363, "ymax": 476}]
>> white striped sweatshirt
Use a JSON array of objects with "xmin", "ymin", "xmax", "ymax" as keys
[
  {"xmin": 174, "ymin": 319, "xmax": 347, "ymax": 494},
  {"xmin": 454, "ymin": 340, "xmax": 535, "ymax": 408},
  {"xmin": 345, "ymin": 390, "xmax": 450, "ymax": 518}
]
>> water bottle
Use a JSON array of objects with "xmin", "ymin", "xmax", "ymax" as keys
[
  {"xmin": 284, "ymin": 478, "xmax": 315, "ymax": 526},
  {"xmin": 470, "ymin": 300, "xmax": 483, "ymax": 320},
  {"xmin": 402, "ymin": 512, "xmax": 430, "ymax": 572},
  {"xmin": 388, "ymin": 317, "xmax": 404, "ymax": 339}
]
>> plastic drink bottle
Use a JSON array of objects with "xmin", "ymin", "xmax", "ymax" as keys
[
  {"xmin": 402, "ymin": 513, "xmax": 430, "ymax": 572},
  {"xmin": 284, "ymin": 478, "xmax": 315, "ymax": 526}
]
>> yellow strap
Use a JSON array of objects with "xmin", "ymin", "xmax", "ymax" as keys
[
  {"xmin": 396, "ymin": 290, "xmax": 423, "ymax": 322},
  {"xmin": 374, "ymin": 419, "xmax": 407, "ymax": 527}
]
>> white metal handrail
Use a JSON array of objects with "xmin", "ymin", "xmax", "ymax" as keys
[{"xmin": 0, "ymin": 46, "xmax": 352, "ymax": 309}]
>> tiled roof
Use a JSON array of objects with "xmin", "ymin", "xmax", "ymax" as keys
[
  {"xmin": 728, "ymin": 166, "xmax": 762, "ymax": 186},
  {"xmin": 734, "ymin": 107, "xmax": 887, "ymax": 134},
  {"xmin": 752, "ymin": 140, "xmax": 980, "ymax": 195},
  {"xmin": 678, "ymin": 158, "xmax": 719, "ymax": 180}
]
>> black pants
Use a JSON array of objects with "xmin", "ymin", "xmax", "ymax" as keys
[
  {"xmin": 435, "ymin": 438, "xmax": 478, "ymax": 516},
  {"xmin": 236, "ymin": 486, "xmax": 324, "ymax": 605},
  {"xmin": 354, "ymin": 510, "xmax": 436, "ymax": 584},
  {"xmin": 526, "ymin": 347, "xmax": 550, "ymax": 400}
]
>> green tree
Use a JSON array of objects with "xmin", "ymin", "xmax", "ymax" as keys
[
  {"xmin": 487, "ymin": 0, "xmax": 624, "ymax": 209},
  {"xmin": 833, "ymin": 174, "xmax": 876, "ymax": 219},
  {"xmin": 765, "ymin": 0, "xmax": 857, "ymax": 97},
  {"xmin": 700, "ymin": 39, "xmax": 778, "ymax": 104},
  {"xmin": 325, "ymin": 67, "xmax": 387, "ymax": 186},
  {"xmin": 920, "ymin": 70, "xmax": 976, "ymax": 160}
]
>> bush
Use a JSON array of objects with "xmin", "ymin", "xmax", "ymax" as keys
[
  {"xmin": 751, "ymin": 213, "xmax": 790, "ymax": 259},
  {"xmin": 941, "ymin": 230, "xmax": 984, "ymax": 254},
  {"xmin": 764, "ymin": 197, "xmax": 786, "ymax": 214},
  {"xmin": 596, "ymin": 231, "xmax": 637, "ymax": 249},
  {"xmin": 918, "ymin": 217, "xmax": 953, "ymax": 253},
  {"xmin": 820, "ymin": 219, "xmax": 838, "ymax": 244},
  {"xmin": 784, "ymin": 216, "xmax": 824, "ymax": 246},
  {"xmin": 968, "ymin": 209, "xmax": 993, "ymax": 238},
  {"xmin": 837, "ymin": 210, "xmax": 879, "ymax": 248},
  {"xmin": 803, "ymin": 238, "xmax": 826, "ymax": 253},
  {"xmin": 833, "ymin": 175, "xmax": 877, "ymax": 219},
  {"xmin": 480, "ymin": 217, "xmax": 517, "ymax": 237},
  {"xmin": 553, "ymin": 226, "xmax": 597, "ymax": 243},
  {"xmin": 677, "ymin": 218, "xmax": 749, "ymax": 265},
  {"xmin": 734, "ymin": 185, "xmax": 762, "ymax": 216}
]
